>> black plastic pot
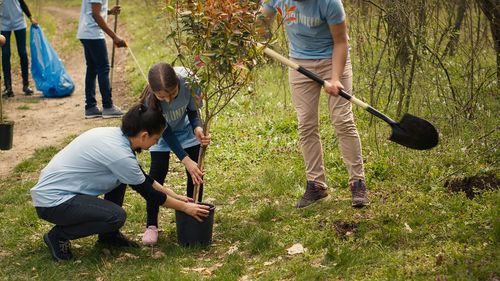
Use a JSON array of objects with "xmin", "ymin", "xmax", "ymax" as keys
[
  {"xmin": 175, "ymin": 203, "xmax": 215, "ymax": 247},
  {"xmin": 0, "ymin": 121, "xmax": 14, "ymax": 150}
]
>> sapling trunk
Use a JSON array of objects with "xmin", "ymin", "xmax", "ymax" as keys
[{"xmin": 193, "ymin": 117, "xmax": 210, "ymax": 203}]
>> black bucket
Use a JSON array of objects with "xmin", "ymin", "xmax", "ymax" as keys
[
  {"xmin": 0, "ymin": 122, "xmax": 14, "ymax": 150},
  {"xmin": 175, "ymin": 203, "xmax": 215, "ymax": 247}
]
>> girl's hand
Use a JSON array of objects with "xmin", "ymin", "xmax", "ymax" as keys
[
  {"xmin": 182, "ymin": 156, "xmax": 204, "ymax": 185},
  {"xmin": 183, "ymin": 202, "xmax": 210, "ymax": 222},
  {"xmin": 194, "ymin": 127, "xmax": 211, "ymax": 147},
  {"xmin": 176, "ymin": 195, "xmax": 194, "ymax": 203}
]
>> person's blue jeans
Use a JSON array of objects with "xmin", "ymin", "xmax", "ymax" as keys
[
  {"xmin": 1, "ymin": 28, "xmax": 30, "ymax": 89},
  {"xmin": 80, "ymin": 39, "xmax": 113, "ymax": 110},
  {"xmin": 35, "ymin": 184, "xmax": 127, "ymax": 241}
]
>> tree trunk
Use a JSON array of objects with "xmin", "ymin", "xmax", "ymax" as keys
[
  {"xmin": 444, "ymin": 0, "xmax": 467, "ymax": 56},
  {"xmin": 476, "ymin": 0, "xmax": 500, "ymax": 85}
]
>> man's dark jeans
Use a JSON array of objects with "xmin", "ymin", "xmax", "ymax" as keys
[
  {"xmin": 80, "ymin": 39, "xmax": 113, "ymax": 110},
  {"xmin": 35, "ymin": 184, "xmax": 127, "ymax": 241},
  {"xmin": 1, "ymin": 28, "xmax": 29, "ymax": 88}
]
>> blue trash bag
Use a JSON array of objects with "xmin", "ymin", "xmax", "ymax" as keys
[{"xmin": 30, "ymin": 25, "xmax": 74, "ymax": 97}]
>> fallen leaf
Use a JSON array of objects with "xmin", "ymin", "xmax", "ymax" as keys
[
  {"xmin": 263, "ymin": 261, "xmax": 275, "ymax": 266},
  {"xmin": 287, "ymin": 243, "xmax": 305, "ymax": 255},
  {"xmin": 152, "ymin": 250, "xmax": 165, "ymax": 259},
  {"xmin": 404, "ymin": 223, "xmax": 413, "ymax": 233},
  {"xmin": 226, "ymin": 243, "xmax": 239, "ymax": 255},
  {"xmin": 116, "ymin": 252, "xmax": 139, "ymax": 262},
  {"xmin": 191, "ymin": 267, "xmax": 207, "ymax": 273}
]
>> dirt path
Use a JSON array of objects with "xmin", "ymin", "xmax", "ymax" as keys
[{"xmin": 0, "ymin": 6, "xmax": 132, "ymax": 178}]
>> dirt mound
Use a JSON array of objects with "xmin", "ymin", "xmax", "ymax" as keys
[
  {"xmin": 330, "ymin": 220, "xmax": 358, "ymax": 238},
  {"xmin": 445, "ymin": 173, "xmax": 499, "ymax": 199}
]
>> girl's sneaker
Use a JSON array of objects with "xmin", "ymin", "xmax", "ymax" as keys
[{"xmin": 142, "ymin": 226, "xmax": 159, "ymax": 245}]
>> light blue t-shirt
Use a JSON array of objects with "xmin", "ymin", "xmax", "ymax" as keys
[
  {"xmin": 262, "ymin": 0, "xmax": 345, "ymax": 59},
  {"xmin": 149, "ymin": 67, "xmax": 202, "ymax": 152},
  {"xmin": 31, "ymin": 127, "xmax": 145, "ymax": 207},
  {"xmin": 77, "ymin": 0, "xmax": 108, "ymax": 39},
  {"xmin": 0, "ymin": 0, "xmax": 27, "ymax": 31}
]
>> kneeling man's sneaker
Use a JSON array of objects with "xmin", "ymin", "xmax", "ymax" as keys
[
  {"xmin": 350, "ymin": 179, "xmax": 369, "ymax": 208},
  {"xmin": 43, "ymin": 232, "xmax": 72, "ymax": 262},
  {"xmin": 296, "ymin": 181, "xmax": 329, "ymax": 208},
  {"xmin": 97, "ymin": 231, "xmax": 139, "ymax": 248}
]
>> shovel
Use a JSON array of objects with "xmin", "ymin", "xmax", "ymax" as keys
[
  {"xmin": 259, "ymin": 44, "xmax": 439, "ymax": 150},
  {"xmin": 110, "ymin": 0, "xmax": 120, "ymax": 95}
]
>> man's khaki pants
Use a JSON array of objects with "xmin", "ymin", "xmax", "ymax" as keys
[{"xmin": 289, "ymin": 56, "xmax": 365, "ymax": 187}]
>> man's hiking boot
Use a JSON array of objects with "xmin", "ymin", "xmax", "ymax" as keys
[
  {"xmin": 97, "ymin": 231, "xmax": 139, "ymax": 248},
  {"xmin": 350, "ymin": 179, "xmax": 369, "ymax": 208},
  {"xmin": 85, "ymin": 106, "xmax": 102, "ymax": 119},
  {"xmin": 102, "ymin": 105, "xmax": 123, "ymax": 119},
  {"xmin": 2, "ymin": 87, "xmax": 13, "ymax": 98},
  {"xmin": 296, "ymin": 181, "xmax": 329, "ymax": 208},
  {"xmin": 23, "ymin": 85, "xmax": 33, "ymax": 95},
  {"xmin": 43, "ymin": 232, "xmax": 72, "ymax": 262}
]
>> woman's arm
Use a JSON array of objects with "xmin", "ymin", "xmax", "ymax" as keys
[
  {"xmin": 130, "ymin": 177, "xmax": 208, "ymax": 221},
  {"xmin": 19, "ymin": 0, "xmax": 37, "ymax": 25}
]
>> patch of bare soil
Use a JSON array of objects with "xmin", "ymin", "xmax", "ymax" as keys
[
  {"xmin": 445, "ymin": 173, "xmax": 500, "ymax": 199},
  {"xmin": 318, "ymin": 219, "xmax": 358, "ymax": 238},
  {"xmin": 0, "ymin": 6, "xmax": 133, "ymax": 178}
]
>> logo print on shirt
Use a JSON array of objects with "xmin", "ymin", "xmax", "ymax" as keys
[
  {"xmin": 287, "ymin": 11, "xmax": 323, "ymax": 27},
  {"xmin": 164, "ymin": 106, "xmax": 186, "ymax": 124}
]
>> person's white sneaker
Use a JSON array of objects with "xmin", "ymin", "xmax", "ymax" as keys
[{"xmin": 142, "ymin": 226, "xmax": 159, "ymax": 245}]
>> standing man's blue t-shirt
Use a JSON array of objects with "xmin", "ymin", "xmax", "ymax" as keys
[
  {"xmin": 262, "ymin": 0, "xmax": 345, "ymax": 59},
  {"xmin": 31, "ymin": 127, "xmax": 145, "ymax": 207},
  {"xmin": 149, "ymin": 67, "xmax": 202, "ymax": 153},
  {"xmin": 0, "ymin": 0, "xmax": 27, "ymax": 31},
  {"xmin": 77, "ymin": 0, "xmax": 108, "ymax": 39}
]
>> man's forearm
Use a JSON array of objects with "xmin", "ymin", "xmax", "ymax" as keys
[{"xmin": 331, "ymin": 41, "xmax": 348, "ymax": 82}]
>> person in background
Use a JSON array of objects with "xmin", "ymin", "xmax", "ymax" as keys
[
  {"xmin": 31, "ymin": 104, "xmax": 211, "ymax": 262},
  {"xmin": 1, "ymin": 0, "xmax": 37, "ymax": 97},
  {"xmin": 260, "ymin": 0, "xmax": 369, "ymax": 208},
  {"xmin": 77, "ymin": 0, "xmax": 125, "ymax": 119},
  {"xmin": 139, "ymin": 63, "xmax": 211, "ymax": 245}
]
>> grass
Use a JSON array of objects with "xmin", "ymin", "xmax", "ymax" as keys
[{"xmin": 0, "ymin": 1, "xmax": 498, "ymax": 280}]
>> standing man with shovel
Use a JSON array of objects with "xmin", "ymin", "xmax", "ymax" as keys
[
  {"xmin": 77, "ymin": 0, "xmax": 125, "ymax": 119},
  {"xmin": 260, "ymin": 0, "xmax": 369, "ymax": 208}
]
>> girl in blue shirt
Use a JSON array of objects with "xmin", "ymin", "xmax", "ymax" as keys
[
  {"xmin": 140, "ymin": 63, "xmax": 211, "ymax": 245},
  {"xmin": 1, "ymin": 0, "xmax": 37, "ymax": 97},
  {"xmin": 31, "ymin": 104, "xmax": 210, "ymax": 261}
]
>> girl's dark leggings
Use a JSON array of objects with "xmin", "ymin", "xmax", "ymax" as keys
[{"xmin": 146, "ymin": 144, "xmax": 202, "ymax": 227}]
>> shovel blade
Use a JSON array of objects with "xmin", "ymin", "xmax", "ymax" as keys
[{"xmin": 389, "ymin": 113, "xmax": 439, "ymax": 150}]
